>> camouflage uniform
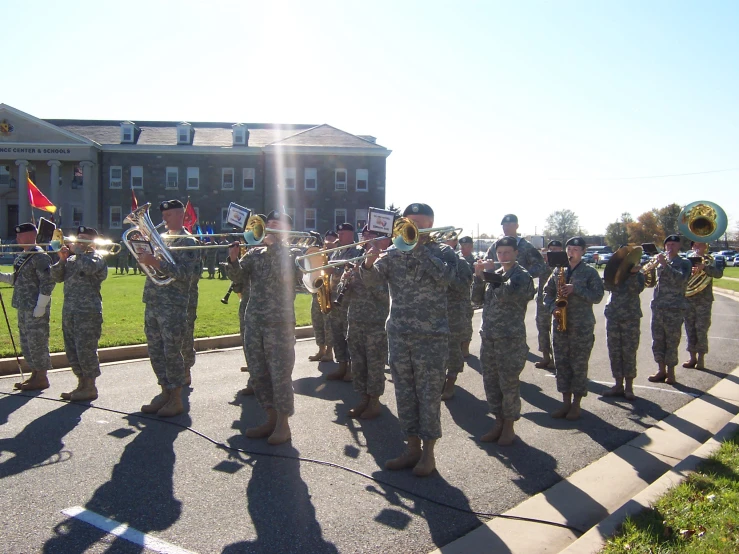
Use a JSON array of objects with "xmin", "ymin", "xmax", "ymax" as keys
[
  {"xmin": 205, "ymin": 245, "xmax": 217, "ymax": 278},
  {"xmin": 143, "ymin": 232, "xmax": 200, "ymax": 390},
  {"xmin": 216, "ymin": 242, "xmax": 229, "ymax": 279},
  {"xmin": 180, "ymin": 234, "xmax": 202, "ymax": 372},
  {"xmin": 447, "ymin": 252, "xmax": 474, "ymax": 375},
  {"xmin": 604, "ymin": 271, "xmax": 646, "ymax": 379},
  {"xmin": 0, "ymin": 248, "xmax": 55, "ymax": 371},
  {"xmin": 478, "ymin": 264, "xmax": 535, "ymax": 420},
  {"xmin": 536, "ymin": 264, "xmax": 554, "ymax": 357},
  {"xmin": 650, "ymin": 255, "xmax": 692, "ymax": 366},
  {"xmin": 310, "ymin": 294, "xmax": 333, "ymax": 348},
  {"xmin": 461, "ymin": 253, "xmax": 477, "ymax": 343},
  {"xmin": 345, "ymin": 264, "xmax": 389, "ymax": 397},
  {"xmin": 226, "ymin": 241, "xmax": 302, "ymax": 415},
  {"xmin": 328, "ymin": 246, "xmax": 363, "ymax": 363},
  {"xmin": 487, "ymin": 237, "xmax": 547, "ymax": 279},
  {"xmin": 50, "ymin": 251, "xmax": 108, "ymax": 378},
  {"xmin": 116, "ymin": 241, "xmax": 128, "ymax": 273},
  {"xmin": 684, "ymin": 252, "xmax": 723, "ymax": 355},
  {"xmin": 544, "ymin": 262, "xmax": 604, "ymax": 397},
  {"xmin": 361, "ymin": 241, "xmax": 457, "ymax": 440}
]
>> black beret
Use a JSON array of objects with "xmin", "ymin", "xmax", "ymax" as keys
[
  {"xmin": 324, "ymin": 230, "xmax": 338, "ymax": 239},
  {"xmin": 495, "ymin": 236, "xmax": 518, "ymax": 250},
  {"xmin": 266, "ymin": 210, "xmax": 292, "ymax": 225},
  {"xmin": 15, "ymin": 222, "xmax": 37, "ymax": 233},
  {"xmin": 501, "ymin": 214, "xmax": 518, "ymax": 225},
  {"xmin": 403, "ymin": 203, "xmax": 434, "ymax": 218},
  {"xmin": 336, "ymin": 222, "xmax": 354, "ymax": 232},
  {"xmin": 547, "ymin": 240, "xmax": 563, "ymax": 248},
  {"xmin": 459, "ymin": 236, "xmax": 473, "ymax": 245},
  {"xmin": 159, "ymin": 199, "xmax": 185, "ymax": 212},
  {"xmin": 566, "ymin": 236, "xmax": 587, "ymax": 248},
  {"xmin": 664, "ymin": 234, "xmax": 681, "ymax": 245},
  {"xmin": 77, "ymin": 226, "xmax": 98, "ymax": 237}
]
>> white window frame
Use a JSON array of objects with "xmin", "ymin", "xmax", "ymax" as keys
[
  {"xmin": 72, "ymin": 205, "xmax": 83, "ymax": 227},
  {"xmin": 109, "ymin": 166, "xmax": 122, "ymax": 189},
  {"xmin": 304, "ymin": 168, "xmax": 317, "ymax": 191},
  {"xmin": 334, "ymin": 209, "xmax": 347, "ymax": 229},
  {"xmin": 186, "ymin": 167, "xmax": 199, "ymax": 190},
  {"xmin": 233, "ymin": 125, "xmax": 246, "ymax": 145},
  {"xmin": 165, "ymin": 167, "xmax": 179, "ymax": 189},
  {"xmin": 242, "ymin": 168, "xmax": 255, "ymax": 190},
  {"xmin": 131, "ymin": 166, "xmax": 143, "ymax": 189},
  {"xmin": 335, "ymin": 168, "xmax": 347, "ymax": 191},
  {"xmin": 355, "ymin": 208, "xmax": 367, "ymax": 230},
  {"xmin": 177, "ymin": 123, "xmax": 191, "ymax": 145},
  {"xmin": 356, "ymin": 169, "xmax": 368, "ymax": 192},
  {"xmin": 121, "ymin": 124, "xmax": 134, "ymax": 143},
  {"xmin": 284, "ymin": 167, "xmax": 296, "ymax": 190},
  {"xmin": 221, "ymin": 207, "xmax": 230, "ymax": 230},
  {"xmin": 304, "ymin": 208, "xmax": 317, "ymax": 231},
  {"xmin": 109, "ymin": 206, "xmax": 123, "ymax": 229},
  {"xmin": 222, "ymin": 168, "xmax": 234, "ymax": 190}
]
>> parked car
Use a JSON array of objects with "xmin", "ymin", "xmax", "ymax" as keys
[
  {"xmin": 582, "ymin": 252, "xmax": 595, "ymax": 264},
  {"xmin": 727, "ymin": 255, "xmax": 737, "ymax": 267},
  {"xmin": 713, "ymin": 255, "xmax": 726, "ymax": 269},
  {"xmin": 595, "ymin": 252, "xmax": 612, "ymax": 268}
]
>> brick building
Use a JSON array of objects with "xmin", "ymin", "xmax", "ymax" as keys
[{"xmin": 0, "ymin": 104, "xmax": 391, "ymax": 239}]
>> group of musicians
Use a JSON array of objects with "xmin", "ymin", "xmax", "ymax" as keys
[{"xmin": 1, "ymin": 200, "xmax": 724, "ymax": 477}]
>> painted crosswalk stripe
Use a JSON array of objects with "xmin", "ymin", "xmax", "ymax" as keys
[{"xmin": 62, "ymin": 507, "xmax": 197, "ymax": 554}]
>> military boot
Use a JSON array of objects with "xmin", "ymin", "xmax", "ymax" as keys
[
  {"xmin": 240, "ymin": 384, "xmax": 254, "ymax": 396},
  {"xmin": 320, "ymin": 346, "xmax": 334, "ymax": 362},
  {"xmin": 267, "ymin": 412, "xmax": 291, "ymax": 445},
  {"xmin": 665, "ymin": 366, "xmax": 677, "ymax": 385},
  {"xmin": 682, "ymin": 353, "xmax": 698, "ymax": 369},
  {"xmin": 245, "ymin": 408, "xmax": 277, "ymax": 438},
  {"xmin": 385, "ymin": 436, "xmax": 422, "ymax": 470},
  {"xmin": 624, "ymin": 378, "xmax": 636, "ymax": 401},
  {"xmin": 497, "ymin": 420, "xmax": 516, "ymax": 446},
  {"xmin": 535, "ymin": 351, "xmax": 553, "ymax": 369},
  {"xmin": 71, "ymin": 377, "xmax": 98, "ymax": 402},
  {"xmin": 141, "ymin": 386, "xmax": 170, "ymax": 413},
  {"xmin": 240, "ymin": 363, "xmax": 248, "ymax": 372},
  {"xmin": 347, "ymin": 394, "xmax": 370, "ymax": 418},
  {"xmin": 14, "ymin": 370, "xmax": 37, "ymax": 390},
  {"xmin": 157, "ymin": 387, "xmax": 184, "ymax": 417},
  {"xmin": 441, "ymin": 375, "xmax": 457, "ymax": 400},
  {"xmin": 566, "ymin": 395, "xmax": 583, "ymax": 421},
  {"xmin": 461, "ymin": 341, "xmax": 471, "ymax": 358},
  {"xmin": 360, "ymin": 396, "xmax": 382, "ymax": 420},
  {"xmin": 602, "ymin": 378, "xmax": 625, "ymax": 397},
  {"xmin": 551, "ymin": 393, "xmax": 572, "ymax": 419},
  {"xmin": 696, "ymin": 353, "xmax": 705, "ymax": 370},
  {"xmin": 648, "ymin": 364, "xmax": 667, "ymax": 382},
  {"xmin": 413, "ymin": 439, "xmax": 437, "ymax": 477},
  {"xmin": 15, "ymin": 370, "xmax": 50, "ymax": 391},
  {"xmin": 61, "ymin": 376, "xmax": 83, "ymax": 400},
  {"xmin": 309, "ymin": 346, "xmax": 326, "ymax": 362},
  {"xmin": 326, "ymin": 361, "xmax": 348, "ymax": 380},
  {"xmin": 480, "ymin": 418, "xmax": 504, "ymax": 442}
]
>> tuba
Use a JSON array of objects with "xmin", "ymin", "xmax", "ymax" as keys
[
  {"xmin": 122, "ymin": 203, "xmax": 177, "ymax": 286},
  {"xmin": 677, "ymin": 200, "xmax": 727, "ymax": 297},
  {"xmin": 686, "ymin": 253, "xmax": 714, "ymax": 297},
  {"xmin": 552, "ymin": 268, "xmax": 567, "ymax": 332}
]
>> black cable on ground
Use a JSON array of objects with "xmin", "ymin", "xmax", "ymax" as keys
[{"xmin": 1, "ymin": 391, "xmax": 585, "ymax": 536}]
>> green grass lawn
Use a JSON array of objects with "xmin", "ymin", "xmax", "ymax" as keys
[
  {"xmin": 721, "ymin": 266, "xmax": 739, "ymax": 279},
  {"xmin": 0, "ymin": 265, "xmax": 312, "ymax": 358},
  {"xmin": 603, "ymin": 431, "xmax": 739, "ymax": 553}
]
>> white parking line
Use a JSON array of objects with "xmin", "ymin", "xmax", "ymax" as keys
[
  {"xmin": 543, "ymin": 375, "xmax": 699, "ymax": 397},
  {"xmin": 62, "ymin": 507, "xmax": 197, "ymax": 554}
]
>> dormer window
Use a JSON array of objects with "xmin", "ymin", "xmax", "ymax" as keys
[
  {"xmin": 120, "ymin": 121, "xmax": 136, "ymax": 144},
  {"xmin": 177, "ymin": 122, "xmax": 192, "ymax": 145},
  {"xmin": 232, "ymin": 123, "xmax": 249, "ymax": 146}
]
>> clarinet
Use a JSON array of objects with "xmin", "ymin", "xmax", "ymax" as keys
[{"xmin": 221, "ymin": 284, "xmax": 234, "ymax": 305}]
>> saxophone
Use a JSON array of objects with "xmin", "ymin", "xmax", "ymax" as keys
[{"xmin": 552, "ymin": 268, "xmax": 567, "ymax": 332}]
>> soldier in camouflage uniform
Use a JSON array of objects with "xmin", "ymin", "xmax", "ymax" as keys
[
  {"xmin": 116, "ymin": 240, "xmax": 128, "ymax": 274},
  {"xmin": 683, "ymin": 241, "xmax": 723, "ymax": 370},
  {"xmin": 0, "ymin": 223, "xmax": 55, "ymax": 391},
  {"xmin": 441, "ymin": 235, "xmax": 474, "ymax": 400},
  {"xmin": 361, "ymin": 203, "xmax": 457, "ymax": 477},
  {"xmin": 344, "ymin": 227, "xmax": 390, "ymax": 419},
  {"xmin": 472, "ymin": 236, "xmax": 535, "ymax": 445},
  {"xmin": 325, "ymin": 223, "xmax": 363, "ymax": 381},
  {"xmin": 50, "ymin": 226, "xmax": 108, "ymax": 401},
  {"xmin": 308, "ymin": 230, "xmax": 337, "ymax": 363},
  {"xmin": 535, "ymin": 240, "xmax": 563, "ymax": 369},
  {"xmin": 179, "ymin": 232, "xmax": 202, "ymax": 387},
  {"xmin": 647, "ymin": 235, "xmax": 692, "ymax": 384},
  {"xmin": 458, "ymin": 236, "xmax": 476, "ymax": 357},
  {"xmin": 601, "ymin": 247, "xmax": 646, "ymax": 400},
  {"xmin": 205, "ymin": 239, "xmax": 217, "ymax": 278},
  {"xmin": 543, "ymin": 237, "xmax": 604, "ymax": 420},
  {"xmin": 137, "ymin": 200, "xmax": 200, "ymax": 418},
  {"xmin": 227, "ymin": 211, "xmax": 303, "ymax": 445}
]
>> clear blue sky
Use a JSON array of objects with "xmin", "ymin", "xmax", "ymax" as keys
[{"xmin": 4, "ymin": 0, "xmax": 738, "ymax": 238}]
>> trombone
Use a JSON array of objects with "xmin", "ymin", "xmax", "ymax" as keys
[{"xmin": 2, "ymin": 232, "xmax": 121, "ymax": 256}]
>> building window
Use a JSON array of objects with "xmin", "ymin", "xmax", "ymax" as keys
[
  {"xmin": 121, "ymin": 123, "xmax": 134, "ymax": 143},
  {"xmin": 187, "ymin": 167, "xmax": 199, "ymax": 190},
  {"xmin": 0, "ymin": 165, "xmax": 10, "ymax": 186},
  {"xmin": 72, "ymin": 207, "xmax": 83, "ymax": 227},
  {"xmin": 233, "ymin": 124, "xmax": 247, "ymax": 145},
  {"xmin": 305, "ymin": 208, "xmax": 317, "ymax": 230},
  {"xmin": 304, "ymin": 168, "xmax": 317, "ymax": 191},
  {"xmin": 285, "ymin": 167, "xmax": 296, "ymax": 190},
  {"xmin": 131, "ymin": 166, "xmax": 143, "ymax": 189},
  {"xmin": 356, "ymin": 169, "xmax": 368, "ymax": 192},
  {"xmin": 166, "ymin": 167, "xmax": 179, "ymax": 189},
  {"xmin": 109, "ymin": 166, "xmax": 122, "ymax": 189},
  {"xmin": 110, "ymin": 206, "xmax": 122, "ymax": 229},
  {"xmin": 242, "ymin": 168, "xmax": 255, "ymax": 190},
  {"xmin": 334, "ymin": 209, "xmax": 346, "ymax": 229},
  {"xmin": 222, "ymin": 168, "xmax": 234, "ymax": 190},
  {"xmin": 71, "ymin": 165, "xmax": 83, "ymax": 189},
  {"xmin": 221, "ymin": 207, "xmax": 229, "ymax": 230},
  {"xmin": 356, "ymin": 208, "xmax": 367, "ymax": 230},
  {"xmin": 335, "ymin": 169, "xmax": 347, "ymax": 191},
  {"xmin": 177, "ymin": 122, "xmax": 192, "ymax": 145}
]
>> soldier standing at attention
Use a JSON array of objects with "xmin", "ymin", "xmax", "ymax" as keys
[
  {"xmin": 180, "ymin": 230, "xmax": 202, "ymax": 387},
  {"xmin": 473, "ymin": 236, "xmax": 535, "ymax": 445},
  {"xmin": 137, "ymin": 200, "xmax": 200, "ymax": 417},
  {"xmin": 647, "ymin": 235, "xmax": 692, "ymax": 384},
  {"xmin": 308, "ymin": 230, "xmax": 337, "ymax": 363},
  {"xmin": 683, "ymin": 241, "xmax": 723, "ymax": 370},
  {"xmin": 0, "ymin": 223, "xmax": 55, "ymax": 391},
  {"xmin": 601, "ymin": 251, "xmax": 645, "ymax": 400},
  {"xmin": 116, "ymin": 240, "xmax": 127, "ymax": 274},
  {"xmin": 535, "ymin": 240, "xmax": 563, "ymax": 369},
  {"xmin": 50, "ymin": 226, "xmax": 108, "ymax": 401},
  {"xmin": 543, "ymin": 237, "xmax": 604, "ymax": 421},
  {"xmin": 441, "ymin": 234, "xmax": 474, "ymax": 400},
  {"xmin": 458, "ymin": 236, "xmax": 476, "ymax": 358},
  {"xmin": 344, "ymin": 226, "xmax": 391, "ymax": 419},
  {"xmin": 205, "ymin": 239, "xmax": 217, "ymax": 278},
  {"xmin": 227, "ymin": 211, "xmax": 303, "ymax": 445},
  {"xmin": 361, "ymin": 203, "xmax": 457, "ymax": 477}
]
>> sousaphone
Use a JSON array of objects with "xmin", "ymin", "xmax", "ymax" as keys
[
  {"xmin": 678, "ymin": 200, "xmax": 728, "ymax": 297},
  {"xmin": 604, "ymin": 245, "xmax": 644, "ymax": 288}
]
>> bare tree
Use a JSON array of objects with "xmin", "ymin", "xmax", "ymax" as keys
[{"xmin": 544, "ymin": 209, "xmax": 580, "ymax": 244}]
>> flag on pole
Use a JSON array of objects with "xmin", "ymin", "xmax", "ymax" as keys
[
  {"xmin": 183, "ymin": 199, "xmax": 198, "ymax": 233},
  {"xmin": 131, "ymin": 188, "xmax": 139, "ymax": 212},
  {"xmin": 27, "ymin": 173, "xmax": 57, "ymax": 213}
]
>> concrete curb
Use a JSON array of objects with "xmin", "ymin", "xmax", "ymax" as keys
[
  {"xmin": 432, "ymin": 365, "xmax": 739, "ymax": 554},
  {"xmin": 0, "ymin": 325, "xmax": 314, "ymax": 376}
]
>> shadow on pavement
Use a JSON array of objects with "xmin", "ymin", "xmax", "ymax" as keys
[{"xmin": 0, "ymin": 391, "xmax": 36, "ymax": 426}]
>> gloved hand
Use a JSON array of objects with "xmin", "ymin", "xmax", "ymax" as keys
[
  {"xmin": 33, "ymin": 294, "xmax": 51, "ymax": 318},
  {"xmin": 0, "ymin": 273, "xmax": 12, "ymax": 285}
]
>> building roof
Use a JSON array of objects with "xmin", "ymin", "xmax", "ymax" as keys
[{"xmin": 267, "ymin": 124, "xmax": 386, "ymax": 149}]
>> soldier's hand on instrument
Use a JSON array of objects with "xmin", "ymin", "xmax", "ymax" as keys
[
  {"xmin": 58, "ymin": 246, "xmax": 70, "ymax": 261},
  {"xmin": 228, "ymin": 242, "xmax": 240, "ymax": 262},
  {"xmin": 364, "ymin": 244, "xmax": 381, "ymax": 267},
  {"xmin": 657, "ymin": 253, "xmax": 667, "ymax": 267},
  {"xmin": 694, "ymin": 263, "xmax": 705, "ymax": 273},
  {"xmin": 139, "ymin": 253, "xmax": 160, "ymax": 269},
  {"xmin": 561, "ymin": 283, "xmax": 575, "ymax": 297}
]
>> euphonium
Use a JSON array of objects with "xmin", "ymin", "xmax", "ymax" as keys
[
  {"xmin": 122, "ymin": 203, "xmax": 177, "ymax": 286},
  {"xmin": 686, "ymin": 253, "xmax": 714, "ymax": 297},
  {"xmin": 553, "ymin": 268, "xmax": 567, "ymax": 332}
]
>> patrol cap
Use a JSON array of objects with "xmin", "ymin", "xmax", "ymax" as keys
[
  {"xmin": 324, "ymin": 230, "xmax": 338, "ymax": 239},
  {"xmin": 565, "ymin": 236, "xmax": 587, "ymax": 248},
  {"xmin": 266, "ymin": 210, "xmax": 293, "ymax": 225},
  {"xmin": 336, "ymin": 222, "xmax": 354, "ymax": 232},
  {"xmin": 501, "ymin": 214, "xmax": 518, "ymax": 225},
  {"xmin": 664, "ymin": 234, "xmax": 681, "ymax": 245},
  {"xmin": 159, "ymin": 199, "xmax": 185, "ymax": 212},
  {"xmin": 15, "ymin": 222, "xmax": 37, "ymax": 234},
  {"xmin": 77, "ymin": 225, "xmax": 98, "ymax": 237},
  {"xmin": 495, "ymin": 236, "xmax": 518, "ymax": 250},
  {"xmin": 459, "ymin": 236, "xmax": 473, "ymax": 245},
  {"xmin": 403, "ymin": 203, "xmax": 434, "ymax": 218},
  {"xmin": 547, "ymin": 240, "xmax": 563, "ymax": 248}
]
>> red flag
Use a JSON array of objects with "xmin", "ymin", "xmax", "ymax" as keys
[
  {"xmin": 183, "ymin": 199, "xmax": 197, "ymax": 233},
  {"xmin": 27, "ymin": 174, "xmax": 57, "ymax": 213},
  {"xmin": 131, "ymin": 188, "xmax": 139, "ymax": 212}
]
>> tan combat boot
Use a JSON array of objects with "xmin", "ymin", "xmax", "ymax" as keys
[
  {"xmin": 347, "ymin": 394, "xmax": 370, "ymax": 418},
  {"xmin": 696, "ymin": 353, "xmax": 705, "ymax": 370},
  {"xmin": 267, "ymin": 412, "xmax": 291, "ymax": 445},
  {"xmin": 326, "ymin": 361, "xmax": 348, "ymax": 381},
  {"xmin": 624, "ymin": 378, "xmax": 636, "ymax": 401},
  {"xmin": 551, "ymin": 393, "xmax": 572, "ymax": 419},
  {"xmin": 71, "ymin": 377, "xmax": 98, "ymax": 402},
  {"xmin": 441, "ymin": 375, "xmax": 457, "ymax": 401},
  {"xmin": 648, "ymin": 364, "xmax": 667, "ymax": 382},
  {"xmin": 682, "ymin": 353, "xmax": 698, "ymax": 369},
  {"xmin": 385, "ymin": 436, "xmax": 422, "ymax": 470},
  {"xmin": 480, "ymin": 418, "xmax": 504, "ymax": 442},
  {"xmin": 497, "ymin": 420, "xmax": 516, "ymax": 446},
  {"xmin": 15, "ymin": 370, "xmax": 50, "ymax": 391},
  {"xmin": 240, "ymin": 364, "xmax": 248, "ymax": 372},
  {"xmin": 157, "ymin": 387, "xmax": 184, "ymax": 417},
  {"xmin": 320, "ymin": 346, "xmax": 334, "ymax": 362},
  {"xmin": 61, "ymin": 376, "xmax": 83, "ymax": 400},
  {"xmin": 360, "ymin": 396, "xmax": 382, "ymax": 420},
  {"xmin": 141, "ymin": 386, "xmax": 170, "ymax": 414},
  {"xmin": 566, "ymin": 395, "xmax": 583, "ymax": 421},
  {"xmin": 461, "ymin": 341, "xmax": 471, "ymax": 358},
  {"xmin": 245, "ymin": 408, "xmax": 277, "ymax": 438},
  {"xmin": 602, "ymin": 377, "xmax": 625, "ymax": 398},
  {"xmin": 413, "ymin": 439, "xmax": 437, "ymax": 477},
  {"xmin": 665, "ymin": 366, "xmax": 677, "ymax": 385},
  {"xmin": 308, "ymin": 346, "xmax": 326, "ymax": 362},
  {"xmin": 535, "ymin": 352, "xmax": 553, "ymax": 369}
]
